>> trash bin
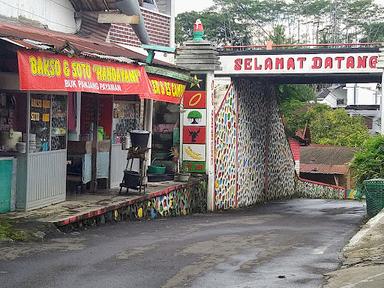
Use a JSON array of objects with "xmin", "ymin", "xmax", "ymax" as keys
[
  {"xmin": 0, "ymin": 158, "xmax": 13, "ymax": 213},
  {"xmin": 363, "ymin": 179, "xmax": 384, "ymax": 218},
  {"xmin": 129, "ymin": 130, "xmax": 150, "ymax": 148}
]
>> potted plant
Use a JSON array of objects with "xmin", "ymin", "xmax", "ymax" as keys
[{"xmin": 170, "ymin": 147, "xmax": 190, "ymax": 182}]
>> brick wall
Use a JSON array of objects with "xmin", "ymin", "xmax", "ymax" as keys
[{"xmin": 108, "ymin": 8, "xmax": 171, "ymax": 47}]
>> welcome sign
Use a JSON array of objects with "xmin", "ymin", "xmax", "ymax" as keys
[{"xmin": 218, "ymin": 52, "xmax": 380, "ymax": 75}]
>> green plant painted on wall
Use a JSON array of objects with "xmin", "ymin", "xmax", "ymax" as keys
[{"xmin": 188, "ymin": 110, "xmax": 202, "ymax": 124}]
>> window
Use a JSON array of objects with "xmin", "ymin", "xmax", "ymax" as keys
[{"xmin": 336, "ymin": 99, "xmax": 345, "ymax": 105}]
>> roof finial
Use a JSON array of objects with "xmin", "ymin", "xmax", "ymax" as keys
[{"xmin": 193, "ymin": 19, "xmax": 204, "ymax": 41}]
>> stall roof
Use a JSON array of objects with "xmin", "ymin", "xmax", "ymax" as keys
[
  {"xmin": 68, "ymin": 0, "xmax": 120, "ymax": 12},
  {"xmin": 0, "ymin": 21, "xmax": 171, "ymax": 66}
]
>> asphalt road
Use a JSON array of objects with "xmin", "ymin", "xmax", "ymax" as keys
[{"xmin": 0, "ymin": 199, "xmax": 365, "ymax": 288}]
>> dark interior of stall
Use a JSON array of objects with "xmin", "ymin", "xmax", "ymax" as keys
[
  {"xmin": 149, "ymin": 101, "xmax": 180, "ymax": 182},
  {"xmin": 66, "ymin": 93, "xmax": 141, "ymax": 193},
  {"xmin": 0, "ymin": 43, "xmax": 27, "ymax": 154}
]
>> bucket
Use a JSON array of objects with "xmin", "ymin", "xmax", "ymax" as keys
[
  {"xmin": 148, "ymin": 165, "xmax": 166, "ymax": 174},
  {"xmin": 129, "ymin": 130, "xmax": 150, "ymax": 148},
  {"xmin": 123, "ymin": 170, "xmax": 140, "ymax": 189}
]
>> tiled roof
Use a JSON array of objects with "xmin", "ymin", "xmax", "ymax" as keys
[
  {"xmin": 288, "ymin": 138, "xmax": 301, "ymax": 161},
  {"xmin": 300, "ymin": 145, "xmax": 356, "ymax": 175},
  {"xmin": 301, "ymin": 145, "xmax": 356, "ymax": 165},
  {"xmin": 300, "ymin": 164, "xmax": 348, "ymax": 175}
]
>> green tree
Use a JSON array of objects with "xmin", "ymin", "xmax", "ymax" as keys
[
  {"xmin": 361, "ymin": 22, "xmax": 384, "ymax": 42},
  {"xmin": 308, "ymin": 106, "xmax": 370, "ymax": 147},
  {"xmin": 278, "ymin": 84, "xmax": 316, "ymax": 135},
  {"xmin": 175, "ymin": 10, "xmax": 252, "ymax": 45},
  {"xmin": 351, "ymin": 135, "xmax": 384, "ymax": 184}
]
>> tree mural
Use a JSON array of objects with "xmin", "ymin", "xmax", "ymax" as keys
[{"xmin": 188, "ymin": 111, "xmax": 202, "ymax": 124}]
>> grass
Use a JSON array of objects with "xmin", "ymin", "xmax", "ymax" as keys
[{"xmin": 0, "ymin": 219, "xmax": 29, "ymax": 241}]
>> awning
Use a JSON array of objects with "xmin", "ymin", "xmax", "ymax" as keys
[
  {"xmin": 0, "ymin": 21, "xmax": 192, "ymax": 101},
  {"xmin": 17, "ymin": 50, "xmax": 152, "ymax": 95},
  {"xmin": 144, "ymin": 75, "xmax": 187, "ymax": 104}
]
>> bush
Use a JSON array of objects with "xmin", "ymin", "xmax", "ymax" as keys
[{"xmin": 351, "ymin": 135, "xmax": 384, "ymax": 185}]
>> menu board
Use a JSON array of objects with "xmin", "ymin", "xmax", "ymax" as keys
[
  {"xmin": 51, "ymin": 95, "xmax": 67, "ymax": 150},
  {"xmin": 112, "ymin": 101, "xmax": 140, "ymax": 144}
]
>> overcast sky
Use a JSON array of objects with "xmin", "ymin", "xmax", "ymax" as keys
[
  {"xmin": 175, "ymin": 0, "xmax": 214, "ymax": 15},
  {"xmin": 175, "ymin": 0, "xmax": 384, "ymax": 15}
]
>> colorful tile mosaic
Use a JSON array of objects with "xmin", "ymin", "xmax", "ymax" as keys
[
  {"xmin": 236, "ymin": 79, "xmax": 268, "ymax": 207},
  {"xmin": 214, "ymin": 85, "xmax": 238, "ymax": 209},
  {"xmin": 296, "ymin": 179, "xmax": 346, "ymax": 200},
  {"xmin": 56, "ymin": 177, "xmax": 208, "ymax": 231},
  {"xmin": 264, "ymin": 85, "xmax": 296, "ymax": 200},
  {"xmin": 214, "ymin": 79, "xmax": 297, "ymax": 209}
]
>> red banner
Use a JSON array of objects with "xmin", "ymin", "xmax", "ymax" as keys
[
  {"xmin": 17, "ymin": 50, "xmax": 152, "ymax": 95},
  {"xmin": 145, "ymin": 75, "xmax": 186, "ymax": 104}
]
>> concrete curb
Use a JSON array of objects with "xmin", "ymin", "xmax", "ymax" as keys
[{"xmin": 345, "ymin": 208, "xmax": 384, "ymax": 251}]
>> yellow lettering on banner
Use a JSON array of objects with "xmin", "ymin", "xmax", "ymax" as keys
[
  {"xmin": 28, "ymin": 56, "xmax": 61, "ymax": 77},
  {"xmin": 151, "ymin": 80, "xmax": 160, "ymax": 94},
  {"xmin": 92, "ymin": 65, "xmax": 140, "ymax": 83},
  {"xmin": 172, "ymin": 83, "xmax": 186, "ymax": 98},
  {"xmin": 63, "ymin": 60, "xmax": 70, "ymax": 77},
  {"xmin": 164, "ymin": 82, "xmax": 171, "ymax": 96},
  {"xmin": 150, "ymin": 80, "xmax": 186, "ymax": 98},
  {"xmin": 71, "ymin": 62, "xmax": 91, "ymax": 80},
  {"xmin": 29, "ymin": 56, "xmax": 37, "ymax": 75}
]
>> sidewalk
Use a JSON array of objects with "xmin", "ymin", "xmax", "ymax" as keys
[
  {"xmin": 0, "ymin": 180, "xmax": 204, "ymax": 239},
  {"xmin": 323, "ymin": 209, "xmax": 384, "ymax": 288}
]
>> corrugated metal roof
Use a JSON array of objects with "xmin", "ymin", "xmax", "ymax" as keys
[
  {"xmin": 0, "ymin": 21, "xmax": 171, "ymax": 66},
  {"xmin": 69, "ymin": 0, "xmax": 120, "ymax": 12}
]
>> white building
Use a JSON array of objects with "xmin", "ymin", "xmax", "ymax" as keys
[
  {"xmin": 0, "ymin": 0, "xmax": 77, "ymax": 33},
  {"xmin": 318, "ymin": 83, "xmax": 381, "ymax": 134}
]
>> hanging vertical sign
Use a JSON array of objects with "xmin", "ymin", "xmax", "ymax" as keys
[{"xmin": 182, "ymin": 74, "xmax": 207, "ymax": 173}]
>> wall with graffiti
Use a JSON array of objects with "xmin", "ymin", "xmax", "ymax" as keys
[{"xmin": 214, "ymin": 79, "xmax": 296, "ymax": 209}]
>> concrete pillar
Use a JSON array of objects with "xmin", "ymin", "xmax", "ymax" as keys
[{"xmin": 176, "ymin": 21, "xmax": 221, "ymax": 211}]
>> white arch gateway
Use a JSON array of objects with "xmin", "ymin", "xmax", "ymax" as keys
[{"xmin": 216, "ymin": 47, "xmax": 382, "ymax": 84}]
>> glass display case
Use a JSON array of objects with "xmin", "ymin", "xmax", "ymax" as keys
[
  {"xmin": 51, "ymin": 95, "xmax": 67, "ymax": 150},
  {"xmin": 30, "ymin": 94, "xmax": 67, "ymax": 152}
]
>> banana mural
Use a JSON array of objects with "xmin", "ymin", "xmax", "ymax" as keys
[{"xmin": 185, "ymin": 146, "xmax": 204, "ymax": 161}]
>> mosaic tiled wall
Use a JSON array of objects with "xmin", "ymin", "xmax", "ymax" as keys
[
  {"xmin": 214, "ymin": 85, "xmax": 237, "ymax": 209},
  {"xmin": 236, "ymin": 79, "xmax": 268, "ymax": 207},
  {"xmin": 56, "ymin": 177, "xmax": 207, "ymax": 231},
  {"xmin": 214, "ymin": 79, "xmax": 297, "ymax": 209},
  {"xmin": 265, "ymin": 85, "xmax": 296, "ymax": 201},
  {"xmin": 295, "ymin": 179, "xmax": 346, "ymax": 200}
]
